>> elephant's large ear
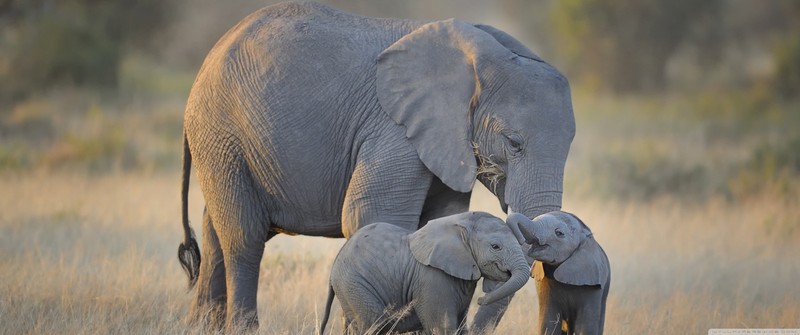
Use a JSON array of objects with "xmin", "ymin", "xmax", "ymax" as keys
[
  {"xmin": 472, "ymin": 24, "xmax": 543, "ymax": 62},
  {"xmin": 553, "ymin": 237, "xmax": 610, "ymax": 288},
  {"xmin": 377, "ymin": 19, "xmax": 510, "ymax": 193},
  {"xmin": 409, "ymin": 216, "xmax": 481, "ymax": 280}
]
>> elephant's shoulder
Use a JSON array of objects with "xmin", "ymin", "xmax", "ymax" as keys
[
  {"xmin": 241, "ymin": 2, "xmax": 387, "ymax": 40},
  {"xmin": 247, "ymin": 2, "xmax": 347, "ymax": 22},
  {"xmin": 211, "ymin": 3, "xmax": 352, "ymax": 47}
]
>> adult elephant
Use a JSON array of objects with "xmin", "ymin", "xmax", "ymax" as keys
[{"xmin": 177, "ymin": 2, "xmax": 575, "ymax": 331}]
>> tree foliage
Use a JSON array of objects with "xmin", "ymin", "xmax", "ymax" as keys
[
  {"xmin": 536, "ymin": 0, "xmax": 800, "ymax": 96},
  {"xmin": 771, "ymin": 2, "xmax": 800, "ymax": 98},
  {"xmin": 0, "ymin": 0, "xmax": 174, "ymax": 102},
  {"xmin": 550, "ymin": 0, "xmax": 720, "ymax": 93},
  {"xmin": 774, "ymin": 35, "xmax": 800, "ymax": 98}
]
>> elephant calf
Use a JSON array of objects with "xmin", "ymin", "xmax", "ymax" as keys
[
  {"xmin": 507, "ymin": 211, "xmax": 610, "ymax": 335},
  {"xmin": 319, "ymin": 212, "xmax": 531, "ymax": 334}
]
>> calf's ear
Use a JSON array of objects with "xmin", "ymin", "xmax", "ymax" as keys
[
  {"xmin": 409, "ymin": 217, "xmax": 481, "ymax": 281},
  {"xmin": 553, "ymin": 237, "xmax": 609, "ymax": 288}
]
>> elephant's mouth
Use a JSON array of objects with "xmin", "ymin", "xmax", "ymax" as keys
[
  {"xmin": 499, "ymin": 269, "xmax": 512, "ymax": 281},
  {"xmin": 493, "ymin": 262, "xmax": 512, "ymax": 280},
  {"xmin": 528, "ymin": 237, "xmax": 548, "ymax": 253}
]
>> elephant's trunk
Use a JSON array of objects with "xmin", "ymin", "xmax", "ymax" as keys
[
  {"xmin": 506, "ymin": 210, "xmax": 530, "ymax": 245},
  {"xmin": 506, "ymin": 165, "xmax": 563, "ymax": 221},
  {"xmin": 507, "ymin": 212, "xmax": 537, "ymax": 243},
  {"xmin": 477, "ymin": 253, "xmax": 530, "ymax": 306},
  {"xmin": 527, "ymin": 203, "xmax": 560, "ymax": 219}
]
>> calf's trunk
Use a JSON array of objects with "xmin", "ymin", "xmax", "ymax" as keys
[{"xmin": 477, "ymin": 254, "xmax": 530, "ymax": 306}]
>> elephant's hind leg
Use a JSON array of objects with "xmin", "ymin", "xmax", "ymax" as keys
[
  {"xmin": 218, "ymin": 209, "xmax": 269, "ymax": 329},
  {"xmin": 203, "ymin": 156, "xmax": 271, "ymax": 330},
  {"xmin": 338, "ymin": 286, "xmax": 392, "ymax": 334},
  {"xmin": 189, "ymin": 207, "xmax": 226, "ymax": 329}
]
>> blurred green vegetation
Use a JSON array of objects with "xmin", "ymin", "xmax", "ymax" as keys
[
  {"xmin": 774, "ymin": 33, "xmax": 800, "ymax": 98},
  {"xmin": 0, "ymin": 0, "xmax": 797, "ymax": 204},
  {"xmin": 545, "ymin": 0, "xmax": 799, "ymax": 96},
  {"xmin": 0, "ymin": 0, "xmax": 175, "ymax": 102},
  {"xmin": 727, "ymin": 137, "xmax": 800, "ymax": 200},
  {"xmin": 550, "ymin": 0, "xmax": 722, "ymax": 93},
  {"xmin": 0, "ymin": 91, "xmax": 184, "ymax": 172},
  {"xmin": 566, "ymin": 91, "xmax": 800, "ymax": 202}
]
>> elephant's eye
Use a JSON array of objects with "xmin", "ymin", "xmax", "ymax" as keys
[
  {"xmin": 555, "ymin": 229, "xmax": 565, "ymax": 238},
  {"xmin": 504, "ymin": 133, "xmax": 524, "ymax": 154},
  {"xmin": 491, "ymin": 243, "xmax": 501, "ymax": 250}
]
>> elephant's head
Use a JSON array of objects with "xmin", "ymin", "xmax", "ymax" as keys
[
  {"xmin": 377, "ymin": 19, "xmax": 575, "ymax": 221},
  {"xmin": 409, "ymin": 212, "xmax": 531, "ymax": 306},
  {"xmin": 507, "ymin": 211, "xmax": 609, "ymax": 287}
]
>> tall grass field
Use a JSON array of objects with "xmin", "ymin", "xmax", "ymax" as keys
[{"xmin": 1, "ymin": 92, "xmax": 798, "ymax": 334}]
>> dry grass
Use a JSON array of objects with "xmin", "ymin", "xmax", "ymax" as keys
[
  {"xmin": 1, "ymin": 89, "xmax": 799, "ymax": 333},
  {"xmin": 0, "ymin": 172, "xmax": 797, "ymax": 334}
]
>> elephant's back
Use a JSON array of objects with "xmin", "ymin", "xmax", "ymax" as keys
[
  {"xmin": 188, "ymin": 2, "xmax": 423, "ymax": 106},
  {"xmin": 334, "ymin": 223, "xmax": 412, "ymax": 271},
  {"xmin": 331, "ymin": 223, "xmax": 416, "ymax": 302}
]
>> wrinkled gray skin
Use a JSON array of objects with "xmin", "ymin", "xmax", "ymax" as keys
[
  {"xmin": 507, "ymin": 212, "xmax": 610, "ymax": 335},
  {"xmin": 319, "ymin": 212, "xmax": 531, "ymax": 335},
  {"xmin": 177, "ymin": 2, "xmax": 575, "ymax": 330}
]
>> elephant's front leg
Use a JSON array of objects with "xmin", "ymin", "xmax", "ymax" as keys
[
  {"xmin": 573, "ymin": 299, "xmax": 604, "ymax": 335},
  {"xmin": 341, "ymin": 138, "xmax": 433, "ymax": 237},
  {"xmin": 470, "ymin": 242, "xmax": 532, "ymax": 333},
  {"xmin": 415, "ymin": 273, "xmax": 473, "ymax": 335},
  {"xmin": 537, "ymin": 295, "xmax": 566, "ymax": 335},
  {"xmin": 419, "ymin": 176, "xmax": 471, "ymax": 227},
  {"xmin": 417, "ymin": 302, "xmax": 465, "ymax": 335},
  {"xmin": 470, "ymin": 280, "xmax": 515, "ymax": 333}
]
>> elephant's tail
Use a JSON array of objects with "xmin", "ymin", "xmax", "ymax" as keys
[
  {"xmin": 319, "ymin": 285, "xmax": 335, "ymax": 335},
  {"xmin": 177, "ymin": 130, "xmax": 201, "ymax": 289}
]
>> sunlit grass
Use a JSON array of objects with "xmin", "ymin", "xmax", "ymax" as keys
[
  {"xmin": 1, "ymin": 172, "xmax": 797, "ymax": 334},
  {"xmin": 0, "ymin": 90, "xmax": 798, "ymax": 333}
]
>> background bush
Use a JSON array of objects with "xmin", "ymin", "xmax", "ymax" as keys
[
  {"xmin": 0, "ymin": 0, "xmax": 798, "ymax": 198},
  {"xmin": 0, "ymin": 0, "xmax": 174, "ymax": 102}
]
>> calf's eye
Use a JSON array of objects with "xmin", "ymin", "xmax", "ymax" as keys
[
  {"xmin": 555, "ymin": 229, "xmax": 565, "ymax": 238},
  {"xmin": 491, "ymin": 243, "xmax": 501, "ymax": 250}
]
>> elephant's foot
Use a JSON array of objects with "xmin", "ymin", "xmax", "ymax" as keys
[
  {"xmin": 187, "ymin": 301, "xmax": 226, "ymax": 331},
  {"xmin": 226, "ymin": 310, "xmax": 259, "ymax": 333},
  {"xmin": 188, "ymin": 301, "xmax": 259, "ymax": 333}
]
